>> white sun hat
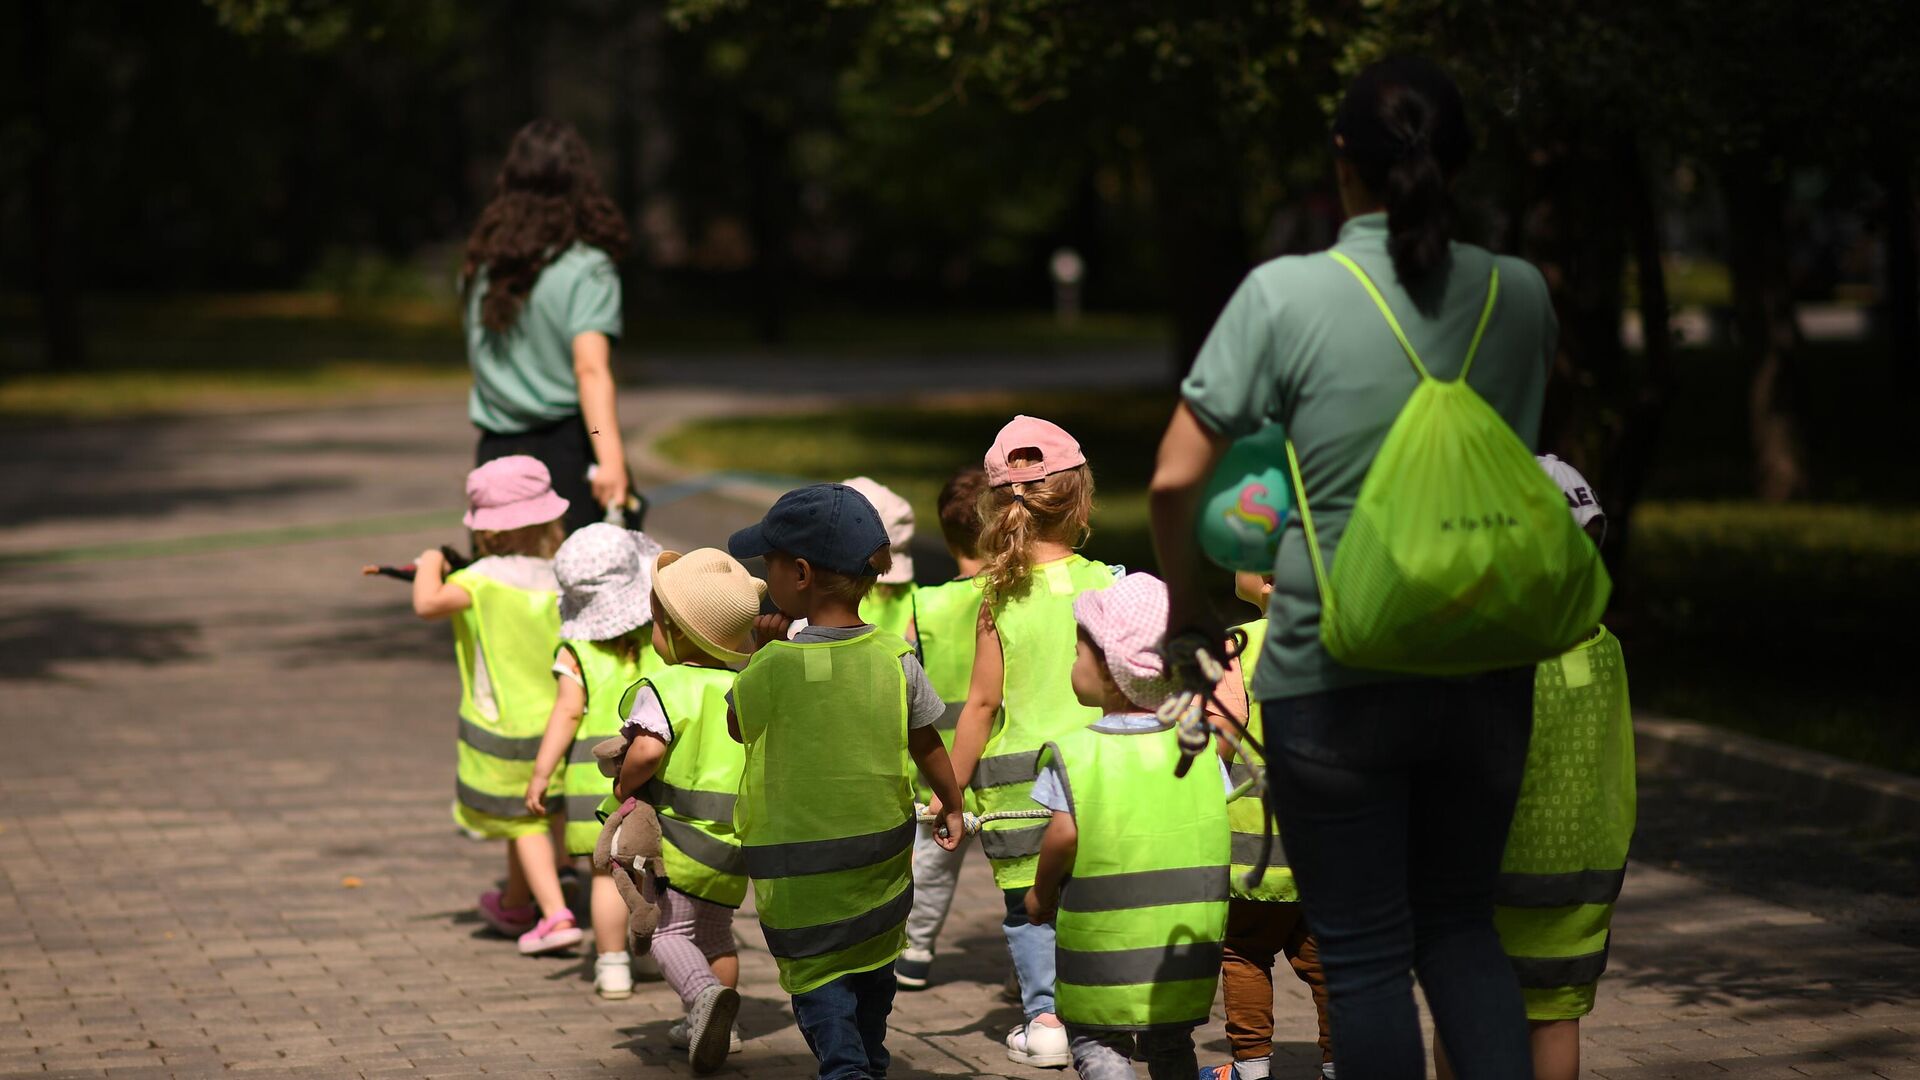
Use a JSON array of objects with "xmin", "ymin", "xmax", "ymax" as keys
[
  {"xmin": 554, "ymin": 524, "xmax": 664, "ymax": 641},
  {"xmin": 841, "ymin": 476, "xmax": 916, "ymax": 585}
]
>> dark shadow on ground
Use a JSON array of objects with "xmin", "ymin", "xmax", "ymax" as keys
[
  {"xmin": 1631, "ymin": 760, "xmax": 1920, "ymax": 947},
  {"xmin": 0, "ymin": 605, "xmax": 200, "ymax": 678},
  {"xmin": 281, "ymin": 602, "xmax": 447, "ymax": 667}
]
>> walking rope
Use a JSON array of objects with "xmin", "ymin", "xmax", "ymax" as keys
[{"xmin": 1160, "ymin": 626, "xmax": 1280, "ymax": 891}]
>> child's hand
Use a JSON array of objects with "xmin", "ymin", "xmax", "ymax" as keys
[
  {"xmin": 924, "ymin": 796, "xmax": 966, "ymax": 852},
  {"xmin": 1024, "ymin": 886, "xmax": 1056, "ymax": 925},
  {"xmin": 750, "ymin": 612, "xmax": 792, "ymax": 651},
  {"xmin": 524, "ymin": 773, "xmax": 550, "ymax": 816}
]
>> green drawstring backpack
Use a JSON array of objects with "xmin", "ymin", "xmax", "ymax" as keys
[{"xmin": 1283, "ymin": 252, "xmax": 1611, "ymax": 675}]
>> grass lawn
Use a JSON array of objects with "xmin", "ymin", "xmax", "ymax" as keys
[{"xmin": 657, "ymin": 353, "xmax": 1920, "ymax": 776}]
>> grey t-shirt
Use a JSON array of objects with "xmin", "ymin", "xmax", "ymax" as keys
[{"xmin": 727, "ymin": 623, "xmax": 946, "ymax": 730}]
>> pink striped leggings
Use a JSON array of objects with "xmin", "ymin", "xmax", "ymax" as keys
[{"xmin": 647, "ymin": 875, "xmax": 737, "ymax": 1009}]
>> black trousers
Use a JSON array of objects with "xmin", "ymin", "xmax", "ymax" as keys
[{"xmin": 475, "ymin": 415, "xmax": 598, "ymax": 535}]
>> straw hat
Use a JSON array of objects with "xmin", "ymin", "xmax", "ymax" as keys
[
  {"xmin": 555, "ymin": 525, "xmax": 663, "ymax": 641},
  {"xmin": 652, "ymin": 548, "xmax": 766, "ymax": 666}
]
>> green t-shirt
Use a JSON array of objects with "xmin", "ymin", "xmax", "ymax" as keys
[
  {"xmin": 465, "ymin": 243, "xmax": 624, "ymax": 434},
  {"xmin": 1181, "ymin": 213, "xmax": 1557, "ymax": 700}
]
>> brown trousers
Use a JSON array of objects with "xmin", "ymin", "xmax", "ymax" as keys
[{"xmin": 1222, "ymin": 898, "xmax": 1333, "ymax": 1063}]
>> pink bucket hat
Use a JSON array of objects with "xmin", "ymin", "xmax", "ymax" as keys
[
  {"xmin": 985, "ymin": 415, "xmax": 1087, "ymax": 487},
  {"xmin": 1073, "ymin": 572, "xmax": 1178, "ymax": 709},
  {"xmin": 464, "ymin": 455, "xmax": 570, "ymax": 532}
]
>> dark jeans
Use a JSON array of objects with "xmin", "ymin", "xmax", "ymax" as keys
[
  {"xmin": 475, "ymin": 415, "xmax": 597, "ymax": 534},
  {"xmin": 790, "ymin": 964, "xmax": 897, "ymax": 1080},
  {"xmin": 1266, "ymin": 670, "xmax": 1535, "ymax": 1080}
]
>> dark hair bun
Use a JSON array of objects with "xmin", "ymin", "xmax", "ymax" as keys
[{"xmin": 1333, "ymin": 57, "xmax": 1470, "ymax": 286}]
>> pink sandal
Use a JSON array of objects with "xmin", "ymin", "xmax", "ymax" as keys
[
  {"xmin": 517, "ymin": 908, "xmax": 584, "ymax": 955},
  {"xmin": 478, "ymin": 890, "xmax": 538, "ymax": 937}
]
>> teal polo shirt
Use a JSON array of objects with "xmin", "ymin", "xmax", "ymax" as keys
[
  {"xmin": 1181, "ymin": 213, "xmax": 1557, "ymax": 700},
  {"xmin": 465, "ymin": 243, "xmax": 624, "ymax": 434}
]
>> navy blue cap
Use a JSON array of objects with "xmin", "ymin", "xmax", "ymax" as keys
[{"xmin": 727, "ymin": 483, "xmax": 889, "ymax": 578}]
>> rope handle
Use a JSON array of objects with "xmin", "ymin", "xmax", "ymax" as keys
[{"xmin": 913, "ymin": 805, "xmax": 1053, "ymax": 838}]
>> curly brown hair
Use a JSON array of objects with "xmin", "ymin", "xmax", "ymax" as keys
[
  {"xmin": 463, "ymin": 119, "xmax": 630, "ymax": 334},
  {"xmin": 977, "ymin": 463, "xmax": 1094, "ymax": 601}
]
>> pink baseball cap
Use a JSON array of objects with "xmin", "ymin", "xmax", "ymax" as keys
[
  {"xmin": 463, "ymin": 455, "xmax": 571, "ymax": 532},
  {"xmin": 1073, "ymin": 572, "xmax": 1178, "ymax": 709},
  {"xmin": 984, "ymin": 415, "xmax": 1087, "ymax": 487}
]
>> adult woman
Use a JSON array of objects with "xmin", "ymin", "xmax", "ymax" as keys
[
  {"xmin": 464, "ymin": 119, "xmax": 631, "ymax": 534},
  {"xmin": 1150, "ymin": 58, "xmax": 1557, "ymax": 1078}
]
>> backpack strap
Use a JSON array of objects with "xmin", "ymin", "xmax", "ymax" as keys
[
  {"xmin": 1327, "ymin": 251, "xmax": 1503, "ymax": 384},
  {"xmin": 1283, "ymin": 436, "xmax": 1335, "ymax": 625}
]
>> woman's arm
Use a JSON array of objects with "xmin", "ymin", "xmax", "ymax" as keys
[
  {"xmin": 525, "ymin": 669, "xmax": 586, "ymax": 815},
  {"xmin": 411, "ymin": 549, "xmax": 472, "ymax": 620},
  {"xmin": 1149, "ymin": 401, "xmax": 1231, "ymax": 638},
  {"xmin": 946, "ymin": 605, "xmax": 1004, "ymax": 791},
  {"xmin": 615, "ymin": 735, "xmax": 666, "ymax": 801},
  {"xmin": 573, "ymin": 330, "xmax": 627, "ymax": 511}
]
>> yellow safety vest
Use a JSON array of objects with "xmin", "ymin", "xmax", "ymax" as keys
[
  {"xmin": 859, "ymin": 583, "xmax": 918, "ymax": 643},
  {"xmin": 906, "ymin": 576, "xmax": 984, "ymax": 806},
  {"xmin": 558, "ymin": 633, "xmax": 658, "ymax": 856},
  {"xmin": 976, "ymin": 555, "xmax": 1114, "ymax": 889},
  {"xmin": 1225, "ymin": 618, "xmax": 1298, "ymax": 903},
  {"xmin": 1044, "ymin": 721, "xmax": 1230, "ymax": 1030},
  {"xmin": 447, "ymin": 569, "xmax": 561, "ymax": 837},
  {"xmin": 733, "ymin": 629, "xmax": 916, "ymax": 994},
  {"xmin": 619, "ymin": 663, "xmax": 748, "ymax": 907}
]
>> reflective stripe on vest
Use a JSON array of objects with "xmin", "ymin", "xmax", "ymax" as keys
[
  {"xmin": 447, "ymin": 570, "xmax": 560, "ymax": 830},
  {"xmin": 979, "ymin": 556, "xmax": 1114, "ymax": 890},
  {"xmin": 910, "ymin": 578, "xmax": 985, "ymax": 804},
  {"xmin": 1224, "ymin": 618, "xmax": 1297, "ymax": 903},
  {"xmin": 1495, "ymin": 627, "xmax": 1635, "ymax": 1013},
  {"xmin": 1046, "ymin": 722, "xmax": 1229, "ymax": 1031},
  {"xmin": 558, "ymin": 636, "xmax": 655, "ymax": 856},
  {"xmin": 625, "ymin": 663, "xmax": 747, "ymax": 907},
  {"xmin": 734, "ymin": 630, "xmax": 916, "ymax": 995}
]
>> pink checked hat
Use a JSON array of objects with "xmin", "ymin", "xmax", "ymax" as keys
[
  {"xmin": 1073, "ymin": 572, "xmax": 1178, "ymax": 709},
  {"xmin": 463, "ymin": 455, "xmax": 571, "ymax": 532},
  {"xmin": 984, "ymin": 415, "xmax": 1087, "ymax": 487}
]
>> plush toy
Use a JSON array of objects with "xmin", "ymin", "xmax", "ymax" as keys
[{"xmin": 590, "ymin": 735, "xmax": 662, "ymax": 948}]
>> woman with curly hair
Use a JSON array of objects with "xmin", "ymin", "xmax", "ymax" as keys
[{"xmin": 464, "ymin": 119, "xmax": 633, "ymax": 534}]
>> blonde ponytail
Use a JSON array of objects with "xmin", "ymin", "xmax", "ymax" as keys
[{"xmin": 978, "ymin": 463, "xmax": 1094, "ymax": 601}]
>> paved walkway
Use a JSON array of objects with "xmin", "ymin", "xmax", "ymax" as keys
[{"xmin": 3, "ymin": 373, "xmax": 1918, "ymax": 1078}]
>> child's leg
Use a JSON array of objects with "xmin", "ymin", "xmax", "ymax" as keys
[
  {"xmin": 510, "ymin": 831, "xmax": 569, "ymax": 919},
  {"xmin": 502, "ymin": 843, "xmax": 533, "ymax": 908},
  {"xmin": 790, "ymin": 973, "xmax": 871, "ymax": 1080},
  {"xmin": 1065, "ymin": 1026, "xmax": 1136, "ymax": 1080},
  {"xmin": 1001, "ymin": 888, "xmax": 1058, "ymax": 1021},
  {"xmin": 850, "ymin": 965, "xmax": 897, "ymax": 1077},
  {"xmin": 904, "ymin": 825, "xmax": 969, "ymax": 956},
  {"xmin": 1282, "ymin": 916, "xmax": 1335, "ymax": 1067},
  {"xmin": 549, "ymin": 813, "xmax": 571, "ymax": 874},
  {"xmin": 1221, "ymin": 898, "xmax": 1290, "ymax": 1066},
  {"xmin": 589, "ymin": 869, "xmax": 627, "ymax": 957},
  {"xmin": 650, "ymin": 884, "xmax": 722, "ymax": 1009},
  {"xmin": 1137, "ymin": 1026, "xmax": 1198, "ymax": 1080},
  {"xmin": 1528, "ymin": 1019, "xmax": 1579, "ymax": 1080}
]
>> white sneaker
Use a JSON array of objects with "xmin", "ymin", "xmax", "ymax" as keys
[
  {"xmin": 1005, "ymin": 1016, "xmax": 1071, "ymax": 1068},
  {"xmin": 686, "ymin": 984, "xmax": 742, "ymax": 1074},
  {"xmin": 668, "ymin": 1020, "xmax": 743, "ymax": 1053},
  {"xmin": 594, "ymin": 952, "xmax": 633, "ymax": 999}
]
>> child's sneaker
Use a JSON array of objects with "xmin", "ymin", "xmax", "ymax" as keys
[
  {"xmin": 685, "ymin": 984, "xmax": 741, "ymax": 1074},
  {"xmin": 1198, "ymin": 1061, "xmax": 1265, "ymax": 1080},
  {"xmin": 594, "ymin": 951, "xmax": 633, "ymax": 999},
  {"xmin": 668, "ymin": 1019, "xmax": 743, "ymax": 1053},
  {"xmin": 1005, "ymin": 1015, "xmax": 1071, "ymax": 1068},
  {"xmin": 895, "ymin": 947, "xmax": 934, "ymax": 990},
  {"xmin": 477, "ymin": 890, "xmax": 538, "ymax": 937},
  {"xmin": 1321, "ymin": 1065, "xmax": 1337, "ymax": 1080},
  {"xmin": 517, "ymin": 909, "xmax": 584, "ymax": 955}
]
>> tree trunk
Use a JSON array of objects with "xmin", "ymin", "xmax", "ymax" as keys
[
  {"xmin": 1721, "ymin": 156, "xmax": 1810, "ymax": 501},
  {"xmin": 1876, "ymin": 152, "xmax": 1918, "ymax": 395},
  {"xmin": 1525, "ymin": 139, "xmax": 1629, "ymax": 464},
  {"xmin": 1600, "ymin": 137, "xmax": 1676, "ymax": 575},
  {"xmin": 743, "ymin": 109, "xmax": 791, "ymax": 346},
  {"xmin": 25, "ymin": 0, "xmax": 83, "ymax": 370},
  {"xmin": 1144, "ymin": 135, "xmax": 1248, "ymax": 376}
]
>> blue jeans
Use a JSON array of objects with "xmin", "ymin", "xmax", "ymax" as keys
[
  {"xmin": 1267, "ymin": 670, "xmax": 1535, "ymax": 1080},
  {"xmin": 790, "ymin": 964, "xmax": 897, "ymax": 1080},
  {"xmin": 1002, "ymin": 887, "xmax": 1057, "ymax": 1019}
]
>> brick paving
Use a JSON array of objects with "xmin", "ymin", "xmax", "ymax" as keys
[{"xmin": 3, "ymin": 381, "xmax": 1918, "ymax": 1078}]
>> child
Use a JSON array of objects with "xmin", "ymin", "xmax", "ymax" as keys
[
  {"xmin": 1203, "ymin": 571, "xmax": 1335, "ymax": 1080},
  {"xmin": 523, "ymin": 524, "xmax": 663, "ymax": 990},
  {"xmin": 1023, "ymin": 572, "xmax": 1230, "ymax": 1080},
  {"xmin": 408, "ymin": 455, "xmax": 570, "ymax": 944},
  {"xmin": 948, "ymin": 415, "xmax": 1115, "ymax": 1068},
  {"xmin": 897, "ymin": 464, "xmax": 990, "ymax": 990},
  {"xmin": 726, "ymin": 482, "xmax": 968, "ymax": 1080},
  {"xmin": 843, "ymin": 476, "xmax": 918, "ymax": 640},
  {"xmin": 611, "ymin": 547, "xmax": 761, "ymax": 1074}
]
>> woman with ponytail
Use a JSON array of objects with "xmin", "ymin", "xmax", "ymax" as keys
[
  {"xmin": 464, "ymin": 119, "xmax": 633, "ymax": 534},
  {"xmin": 1150, "ymin": 58, "xmax": 1560, "ymax": 1078}
]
